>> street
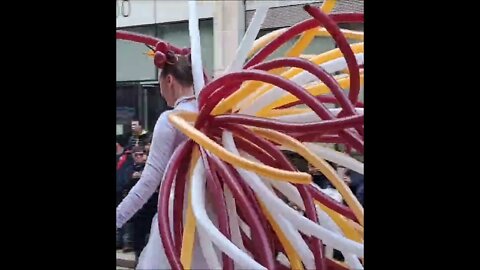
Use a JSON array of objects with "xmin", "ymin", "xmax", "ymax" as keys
[{"xmin": 117, "ymin": 250, "xmax": 135, "ymax": 269}]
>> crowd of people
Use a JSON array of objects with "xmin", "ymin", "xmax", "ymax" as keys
[
  {"xmin": 283, "ymin": 150, "xmax": 364, "ymax": 206},
  {"xmin": 116, "ymin": 119, "xmax": 156, "ymax": 261}
]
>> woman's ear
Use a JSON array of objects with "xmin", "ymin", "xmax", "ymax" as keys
[{"xmin": 166, "ymin": 74, "xmax": 173, "ymax": 86}]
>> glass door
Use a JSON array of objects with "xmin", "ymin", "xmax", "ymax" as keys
[
  {"xmin": 140, "ymin": 82, "xmax": 168, "ymax": 132},
  {"xmin": 116, "ymin": 82, "xmax": 142, "ymax": 136}
]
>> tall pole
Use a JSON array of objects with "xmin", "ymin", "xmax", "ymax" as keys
[{"xmin": 213, "ymin": 0, "xmax": 245, "ymax": 78}]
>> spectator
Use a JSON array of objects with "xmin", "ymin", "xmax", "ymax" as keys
[
  {"xmin": 116, "ymin": 135, "xmax": 131, "ymax": 200},
  {"xmin": 116, "ymin": 136, "xmax": 134, "ymax": 251},
  {"xmin": 356, "ymin": 182, "xmax": 364, "ymax": 206},
  {"xmin": 128, "ymin": 119, "xmax": 151, "ymax": 149},
  {"xmin": 344, "ymin": 169, "xmax": 364, "ymax": 207},
  {"xmin": 308, "ymin": 162, "xmax": 336, "ymax": 189},
  {"xmin": 128, "ymin": 146, "xmax": 158, "ymax": 261}
]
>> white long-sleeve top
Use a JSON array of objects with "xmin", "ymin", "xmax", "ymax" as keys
[{"xmin": 116, "ymin": 97, "xmax": 197, "ymax": 228}]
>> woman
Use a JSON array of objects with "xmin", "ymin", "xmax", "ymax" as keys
[{"xmin": 116, "ymin": 52, "xmax": 208, "ymax": 269}]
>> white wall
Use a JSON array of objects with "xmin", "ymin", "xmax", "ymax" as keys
[
  {"xmin": 245, "ymin": 0, "xmax": 320, "ymax": 11},
  {"xmin": 115, "ymin": 0, "xmax": 322, "ymax": 27},
  {"xmin": 116, "ymin": 0, "xmax": 216, "ymax": 28}
]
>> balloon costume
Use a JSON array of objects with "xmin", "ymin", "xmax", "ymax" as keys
[{"xmin": 116, "ymin": 1, "xmax": 364, "ymax": 269}]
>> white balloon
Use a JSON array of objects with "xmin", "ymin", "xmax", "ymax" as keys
[
  {"xmin": 273, "ymin": 107, "xmax": 364, "ymax": 122},
  {"xmin": 305, "ymin": 142, "xmax": 363, "ymax": 174},
  {"xmin": 226, "ymin": 5, "xmax": 269, "ymax": 73},
  {"xmin": 190, "ymin": 159, "xmax": 266, "ymax": 270},
  {"xmin": 266, "ymin": 178, "xmax": 362, "ymax": 268},
  {"xmin": 277, "ymin": 252, "xmax": 291, "ymax": 268},
  {"xmin": 238, "ymin": 218, "xmax": 251, "ymax": 238},
  {"xmin": 224, "ymin": 186, "xmax": 248, "ymax": 254},
  {"xmin": 240, "ymin": 53, "xmax": 364, "ymax": 115},
  {"xmin": 221, "ymin": 131, "xmax": 364, "ymax": 258},
  {"xmin": 188, "ymin": 1, "xmax": 205, "ymax": 99},
  {"xmin": 222, "ymin": 131, "xmax": 315, "ymax": 267},
  {"xmin": 262, "ymin": 181, "xmax": 316, "ymax": 269},
  {"xmin": 197, "ymin": 226, "xmax": 222, "ymax": 270}
]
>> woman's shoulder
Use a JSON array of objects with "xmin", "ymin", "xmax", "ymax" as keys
[
  {"xmin": 175, "ymin": 100, "xmax": 198, "ymax": 112},
  {"xmin": 152, "ymin": 109, "xmax": 174, "ymax": 130},
  {"xmin": 152, "ymin": 101, "xmax": 197, "ymax": 130}
]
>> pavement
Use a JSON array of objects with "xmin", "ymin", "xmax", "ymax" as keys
[{"xmin": 117, "ymin": 250, "xmax": 135, "ymax": 269}]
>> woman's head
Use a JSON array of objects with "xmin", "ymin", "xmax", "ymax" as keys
[{"xmin": 159, "ymin": 53, "xmax": 194, "ymax": 107}]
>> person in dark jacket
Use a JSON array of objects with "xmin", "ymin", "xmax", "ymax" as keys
[
  {"xmin": 356, "ymin": 182, "xmax": 364, "ymax": 206},
  {"xmin": 116, "ymin": 136, "xmax": 133, "ymax": 202},
  {"xmin": 116, "ymin": 136, "xmax": 134, "ymax": 251},
  {"xmin": 344, "ymin": 169, "xmax": 364, "ymax": 207},
  {"xmin": 127, "ymin": 146, "xmax": 159, "ymax": 261},
  {"xmin": 308, "ymin": 161, "xmax": 337, "ymax": 189},
  {"xmin": 127, "ymin": 119, "xmax": 152, "ymax": 150}
]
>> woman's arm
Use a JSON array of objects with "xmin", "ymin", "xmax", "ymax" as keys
[{"xmin": 116, "ymin": 112, "xmax": 177, "ymax": 228}]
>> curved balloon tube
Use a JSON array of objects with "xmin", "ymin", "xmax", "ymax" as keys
[
  {"xmin": 200, "ymin": 148, "xmax": 234, "ymax": 270},
  {"xmin": 245, "ymin": 13, "xmax": 364, "ymax": 68},
  {"xmin": 303, "ymin": 5, "xmax": 362, "ymax": 105},
  {"xmin": 261, "ymin": 205, "xmax": 305, "ymax": 270},
  {"xmin": 247, "ymin": 70, "xmax": 364, "ymax": 114},
  {"xmin": 179, "ymin": 146, "xmax": 200, "ymax": 269},
  {"xmin": 241, "ymin": 53, "xmax": 364, "ymax": 116},
  {"xmin": 173, "ymin": 151, "xmax": 191, "ymax": 256},
  {"xmin": 169, "ymin": 112, "xmax": 312, "ymax": 183},
  {"xmin": 212, "ymin": 113, "xmax": 363, "ymax": 134},
  {"xmin": 157, "ymin": 140, "xmax": 193, "ymax": 270},
  {"xmin": 116, "ymin": 30, "xmax": 163, "ymax": 48},
  {"xmin": 276, "ymin": 94, "xmax": 364, "ymax": 110},
  {"xmin": 248, "ymin": 27, "xmax": 363, "ymax": 59},
  {"xmin": 194, "ymin": 70, "xmax": 363, "ymax": 152},
  {"xmin": 239, "ymin": 56, "xmax": 364, "ymax": 139},
  {"xmin": 222, "ymin": 132, "xmax": 363, "ymax": 257},
  {"xmin": 306, "ymin": 142, "xmax": 364, "ymax": 174},
  {"xmin": 266, "ymin": 179, "xmax": 363, "ymax": 269},
  {"xmin": 224, "ymin": 186, "xmax": 247, "ymax": 255},
  {"xmin": 226, "ymin": 4, "xmax": 269, "ymax": 73},
  {"xmin": 221, "ymin": 127, "xmax": 326, "ymax": 269},
  {"xmin": 272, "ymin": 107, "xmax": 364, "ymax": 123},
  {"xmin": 206, "ymin": 154, "xmax": 276, "ymax": 269},
  {"xmin": 251, "ymin": 127, "xmax": 364, "ymax": 226},
  {"xmin": 188, "ymin": 1, "xmax": 206, "ymax": 98},
  {"xmin": 246, "ymin": 54, "xmax": 364, "ymax": 117},
  {"xmin": 284, "ymin": 0, "xmax": 337, "ymax": 58},
  {"xmin": 222, "ymin": 131, "xmax": 317, "ymax": 269},
  {"xmin": 213, "ymin": 43, "xmax": 364, "ymax": 115},
  {"xmin": 189, "ymin": 158, "xmax": 267, "ymax": 270}
]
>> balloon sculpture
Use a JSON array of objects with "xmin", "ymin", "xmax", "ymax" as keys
[{"xmin": 116, "ymin": 0, "xmax": 364, "ymax": 269}]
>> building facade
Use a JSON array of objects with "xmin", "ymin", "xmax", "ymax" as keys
[{"xmin": 116, "ymin": 0, "xmax": 363, "ymax": 135}]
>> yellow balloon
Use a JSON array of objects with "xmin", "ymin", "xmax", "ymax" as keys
[
  {"xmin": 321, "ymin": 0, "xmax": 337, "ymax": 13},
  {"xmin": 180, "ymin": 147, "xmax": 200, "ymax": 268},
  {"xmin": 251, "ymin": 127, "xmax": 364, "ymax": 226},
  {"xmin": 214, "ymin": 43, "xmax": 364, "ymax": 116},
  {"xmin": 257, "ymin": 72, "xmax": 365, "ymax": 116},
  {"xmin": 259, "ymin": 201, "xmax": 304, "ymax": 270},
  {"xmin": 248, "ymin": 26, "xmax": 362, "ymax": 59},
  {"xmin": 168, "ymin": 112, "xmax": 312, "ymax": 184},
  {"xmin": 315, "ymin": 201, "xmax": 363, "ymax": 243},
  {"xmin": 248, "ymin": 28, "xmax": 287, "ymax": 58},
  {"xmin": 261, "ymin": 108, "xmax": 312, "ymax": 118}
]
